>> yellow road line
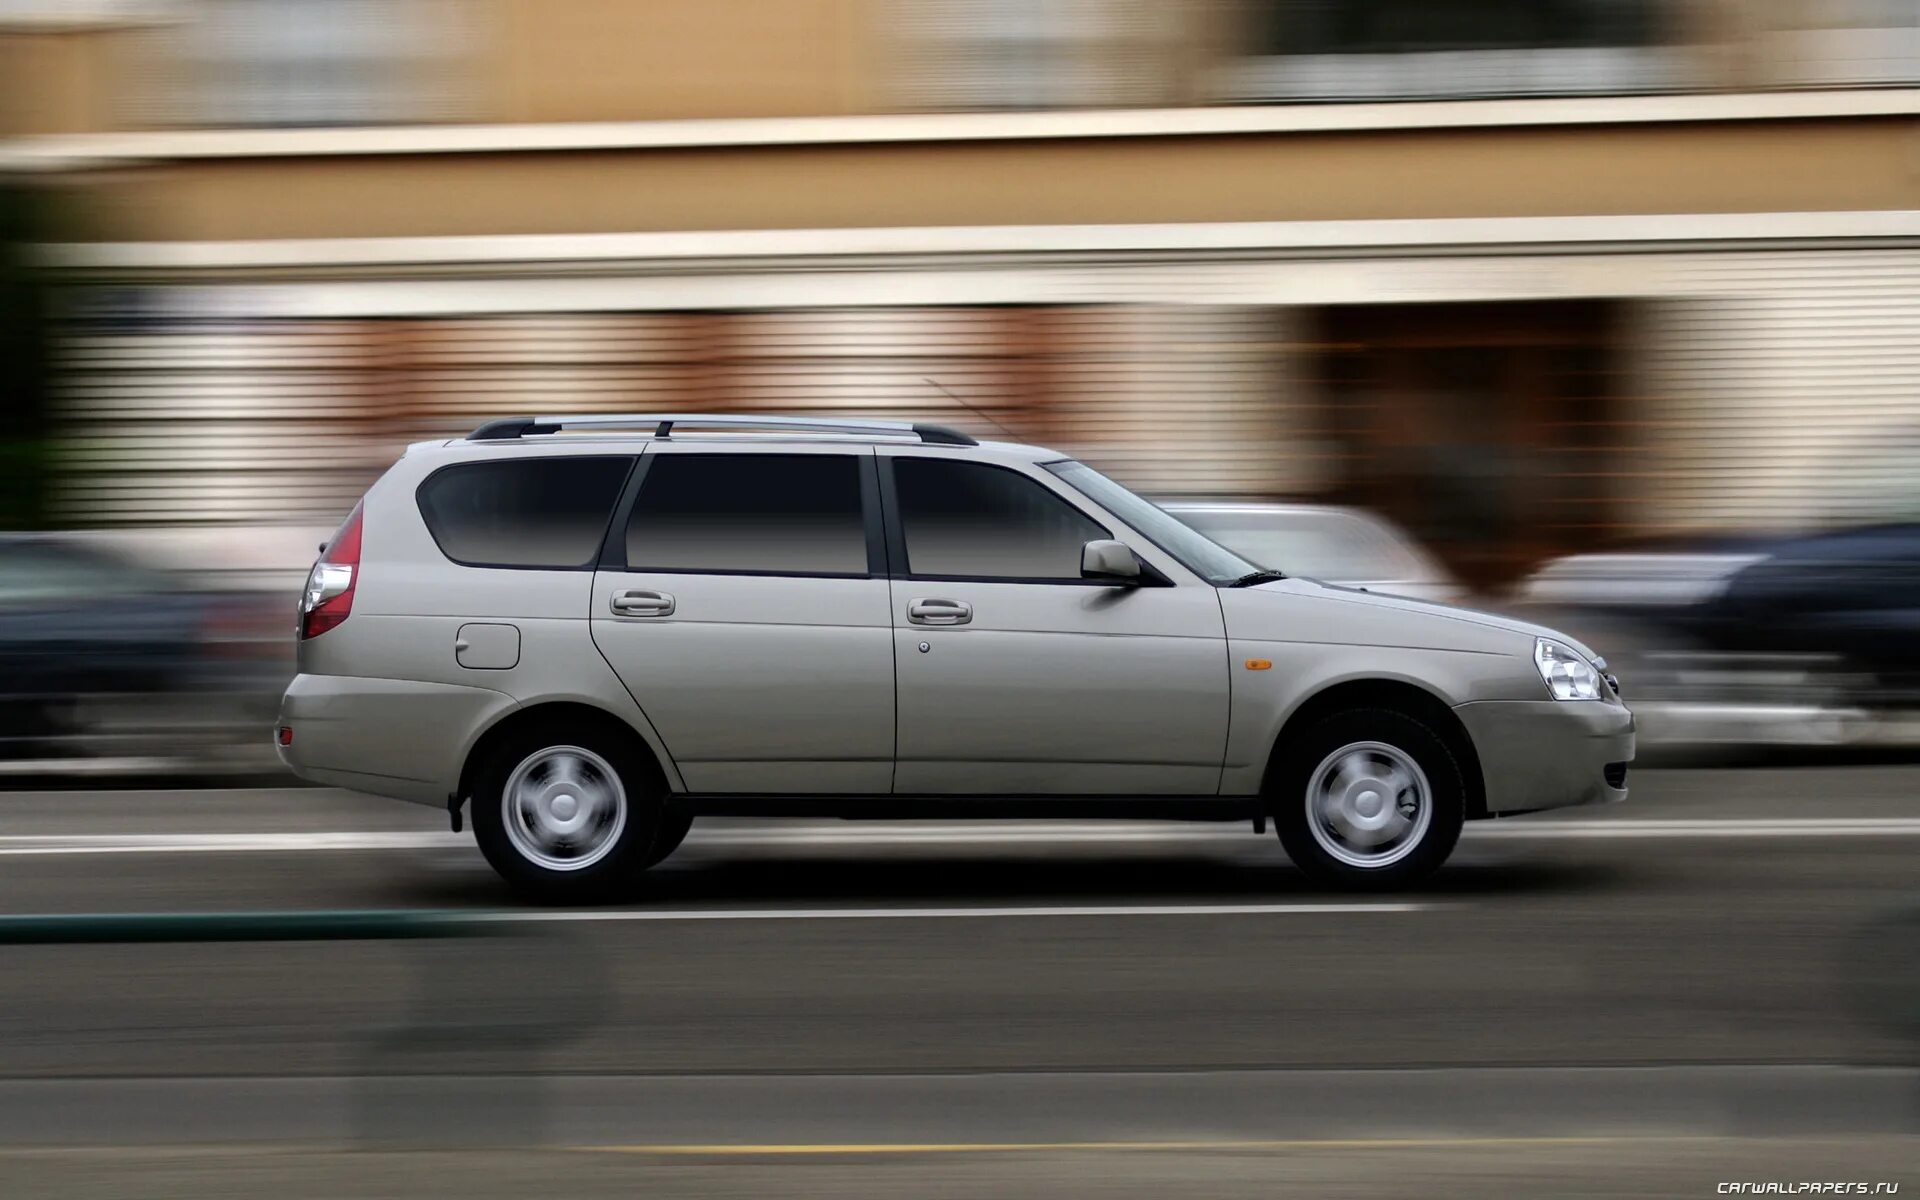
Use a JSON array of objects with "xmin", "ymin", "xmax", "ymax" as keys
[{"xmin": 574, "ymin": 1136, "xmax": 1648, "ymax": 1156}]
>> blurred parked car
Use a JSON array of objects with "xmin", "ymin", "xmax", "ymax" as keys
[
  {"xmin": 1515, "ymin": 523, "xmax": 1920, "ymax": 748},
  {"xmin": 0, "ymin": 534, "xmax": 289, "ymax": 770},
  {"xmin": 1163, "ymin": 503, "xmax": 1465, "ymax": 604}
]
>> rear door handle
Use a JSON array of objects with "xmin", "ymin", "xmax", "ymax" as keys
[
  {"xmin": 610, "ymin": 589, "xmax": 675, "ymax": 617},
  {"xmin": 908, "ymin": 598, "xmax": 971, "ymax": 626}
]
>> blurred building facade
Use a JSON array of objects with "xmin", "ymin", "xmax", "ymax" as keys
[{"xmin": 1, "ymin": 0, "xmax": 1917, "ymax": 587}]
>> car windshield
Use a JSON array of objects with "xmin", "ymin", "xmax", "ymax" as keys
[
  {"xmin": 1042, "ymin": 461, "xmax": 1260, "ymax": 586},
  {"xmin": 1172, "ymin": 509, "xmax": 1432, "ymax": 582}
]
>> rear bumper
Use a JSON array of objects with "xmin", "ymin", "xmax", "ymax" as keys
[
  {"xmin": 276, "ymin": 672, "xmax": 513, "ymax": 807},
  {"xmin": 1454, "ymin": 699, "xmax": 1635, "ymax": 816}
]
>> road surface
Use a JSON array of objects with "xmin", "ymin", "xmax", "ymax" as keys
[{"xmin": 0, "ymin": 765, "xmax": 1914, "ymax": 1196}]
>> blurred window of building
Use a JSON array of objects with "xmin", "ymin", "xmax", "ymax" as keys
[
  {"xmin": 1758, "ymin": 0, "xmax": 1920, "ymax": 87},
  {"xmin": 1218, "ymin": 0, "xmax": 1693, "ymax": 102},
  {"xmin": 155, "ymin": 0, "xmax": 468, "ymax": 126},
  {"xmin": 896, "ymin": 0, "xmax": 1186, "ymax": 109}
]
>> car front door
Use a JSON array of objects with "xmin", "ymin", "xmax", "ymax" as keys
[
  {"xmin": 883, "ymin": 451, "xmax": 1230, "ymax": 795},
  {"xmin": 589, "ymin": 444, "xmax": 894, "ymax": 794}
]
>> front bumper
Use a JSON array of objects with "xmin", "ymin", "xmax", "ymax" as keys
[{"xmin": 1454, "ymin": 699, "xmax": 1635, "ymax": 816}]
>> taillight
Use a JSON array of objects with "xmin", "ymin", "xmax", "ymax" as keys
[{"xmin": 301, "ymin": 503, "xmax": 363, "ymax": 640}]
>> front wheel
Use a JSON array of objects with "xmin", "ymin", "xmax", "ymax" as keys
[
  {"xmin": 1272, "ymin": 708, "xmax": 1466, "ymax": 889},
  {"xmin": 470, "ymin": 724, "xmax": 667, "ymax": 903}
]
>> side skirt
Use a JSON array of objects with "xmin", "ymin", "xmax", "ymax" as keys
[{"xmin": 670, "ymin": 795, "xmax": 1262, "ymax": 822}]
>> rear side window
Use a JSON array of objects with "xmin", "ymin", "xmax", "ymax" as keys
[
  {"xmin": 624, "ymin": 454, "xmax": 868, "ymax": 576},
  {"xmin": 893, "ymin": 458, "xmax": 1107, "ymax": 580},
  {"xmin": 417, "ymin": 457, "xmax": 631, "ymax": 569}
]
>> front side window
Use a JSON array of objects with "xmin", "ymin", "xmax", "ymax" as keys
[
  {"xmin": 1044, "ymin": 461, "xmax": 1259, "ymax": 585},
  {"xmin": 417, "ymin": 457, "xmax": 632, "ymax": 569},
  {"xmin": 893, "ymin": 458, "xmax": 1108, "ymax": 581},
  {"xmin": 625, "ymin": 454, "xmax": 869, "ymax": 576}
]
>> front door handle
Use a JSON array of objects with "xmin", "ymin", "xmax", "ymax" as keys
[
  {"xmin": 908, "ymin": 598, "xmax": 971, "ymax": 626},
  {"xmin": 610, "ymin": 589, "xmax": 675, "ymax": 617}
]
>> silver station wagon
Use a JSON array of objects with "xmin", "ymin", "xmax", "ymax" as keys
[{"xmin": 278, "ymin": 414, "xmax": 1633, "ymax": 901}]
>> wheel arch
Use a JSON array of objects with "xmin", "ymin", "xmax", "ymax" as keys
[
  {"xmin": 1262, "ymin": 678, "xmax": 1488, "ymax": 820},
  {"xmin": 455, "ymin": 700, "xmax": 674, "ymax": 815}
]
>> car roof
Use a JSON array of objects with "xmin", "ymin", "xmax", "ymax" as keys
[
  {"xmin": 422, "ymin": 433, "xmax": 1068, "ymax": 459},
  {"xmin": 1161, "ymin": 501, "xmax": 1382, "ymax": 521},
  {"xmin": 414, "ymin": 413, "xmax": 1070, "ymax": 463}
]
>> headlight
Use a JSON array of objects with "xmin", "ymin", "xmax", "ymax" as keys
[{"xmin": 1535, "ymin": 637, "xmax": 1603, "ymax": 701}]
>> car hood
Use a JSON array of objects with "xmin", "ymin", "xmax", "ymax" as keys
[{"xmin": 1231, "ymin": 577, "xmax": 1603, "ymax": 662}]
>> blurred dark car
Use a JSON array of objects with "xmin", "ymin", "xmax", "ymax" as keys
[
  {"xmin": 0, "ymin": 535, "xmax": 287, "ymax": 765},
  {"xmin": 1516, "ymin": 523, "xmax": 1920, "ymax": 747}
]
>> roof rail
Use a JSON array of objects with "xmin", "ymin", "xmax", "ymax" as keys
[{"xmin": 465, "ymin": 413, "xmax": 979, "ymax": 447}]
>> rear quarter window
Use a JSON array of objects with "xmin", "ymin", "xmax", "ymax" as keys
[{"xmin": 416, "ymin": 456, "xmax": 632, "ymax": 569}]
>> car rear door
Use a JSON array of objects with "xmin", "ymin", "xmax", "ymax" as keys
[
  {"xmin": 589, "ymin": 443, "xmax": 895, "ymax": 795},
  {"xmin": 882, "ymin": 450, "xmax": 1230, "ymax": 795}
]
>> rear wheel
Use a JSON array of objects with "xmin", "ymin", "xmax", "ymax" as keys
[
  {"xmin": 1272, "ymin": 707, "xmax": 1465, "ymax": 889},
  {"xmin": 470, "ymin": 722, "xmax": 667, "ymax": 903}
]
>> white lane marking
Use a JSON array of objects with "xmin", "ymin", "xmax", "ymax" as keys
[
  {"xmin": 466, "ymin": 903, "xmax": 1429, "ymax": 922},
  {"xmin": 1470, "ymin": 819, "xmax": 1920, "ymax": 839},
  {"xmin": 0, "ymin": 757, "xmax": 177, "ymax": 777},
  {"xmin": 1, "ymin": 818, "xmax": 1919, "ymax": 856},
  {"xmin": 0, "ymin": 832, "xmax": 465, "ymax": 855},
  {"xmin": 689, "ymin": 819, "xmax": 1920, "ymax": 844}
]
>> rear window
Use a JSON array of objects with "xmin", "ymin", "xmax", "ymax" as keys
[
  {"xmin": 417, "ymin": 457, "xmax": 632, "ymax": 569},
  {"xmin": 624, "ymin": 454, "xmax": 869, "ymax": 576}
]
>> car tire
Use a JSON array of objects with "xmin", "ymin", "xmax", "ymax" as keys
[
  {"xmin": 470, "ymin": 721, "xmax": 668, "ymax": 904},
  {"xmin": 1271, "ymin": 707, "xmax": 1465, "ymax": 890}
]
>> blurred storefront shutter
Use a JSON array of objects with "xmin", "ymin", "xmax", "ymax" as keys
[
  {"xmin": 1045, "ymin": 304, "xmax": 1298, "ymax": 498},
  {"xmin": 1639, "ymin": 249, "xmax": 1920, "ymax": 533},
  {"xmin": 53, "ymin": 302, "xmax": 1298, "ymax": 529},
  {"xmin": 711, "ymin": 307, "xmax": 1028, "ymax": 430},
  {"xmin": 56, "ymin": 319, "xmax": 386, "ymax": 526},
  {"xmin": 387, "ymin": 313, "xmax": 718, "ymax": 442}
]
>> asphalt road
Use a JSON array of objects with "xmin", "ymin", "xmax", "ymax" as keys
[{"xmin": 1, "ymin": 766, "xmax": 1916, "ymax": 1197}]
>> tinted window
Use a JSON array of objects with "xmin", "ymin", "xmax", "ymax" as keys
[
  {"xmin": 894, "ymin": 458, "xmax": 1107, "ymax": 580},
  {"xmin": 625, "ymin": 454, "xmax": 868, "ymax": 575},
  {"xmin": 417, "ymin": 457, "xmax": 631, "ymax": 568},
  {"xmin": 1045, "ymin": 461, "xmax": 1256, "ymax": 585}
]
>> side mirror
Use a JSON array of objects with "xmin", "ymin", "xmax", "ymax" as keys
[{"xmin": 1081, "ymin": 539, "xmax": 1141, "ymax": 584}]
